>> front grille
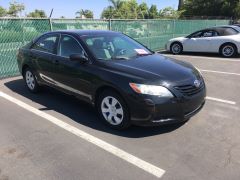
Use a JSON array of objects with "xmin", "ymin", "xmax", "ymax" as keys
[{"xmin": 174, "ymin": 82, "xmax": 204, "ymax": 96}]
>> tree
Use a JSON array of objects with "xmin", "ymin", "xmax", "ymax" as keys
[
  {"xmin": 76, "ymin": 9, "xmax": 94, "ymax": 19},
  {"xmin": 182, "ymin": 0, "xmax": 240, "ymax": 19},
  {"xmin": 8, "ymin": 1, "xmax": 25, "ymax": 17},
  {"xmin": 0, "ymin": 6, "xmax": 7, "ymax": 17},
  {"xmin": 137, "ymin": 2, "xmax": 149, "ymax": 19},
  {"xmin": 178, "ymin": 0, "xmax": 184, "ymax": 10},
  {"xmin": 101, "ymin": 6, "xmax": 115, "ymax": 19},
  {"xmin": 27, "ymin": 9, "xmax": 47, "ymax": 18},
  {"xmin": 159, "ymin": 7, "xmax": 182, "ymax": 19},
  {"xmin": 148, "ymin": 5, "xmax": 158, "ymax": 19},
  {"xmin": 108, "ymin": 0, "xmax": 123, "ymax": 9},
  {"xmin": 126, "ymin": 0, "xmax": 138, "ymax": 19}
]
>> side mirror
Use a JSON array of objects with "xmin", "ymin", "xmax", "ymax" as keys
[{"xmin": 69, "ymin": 53, "xmax": 88, "ymax": 64}]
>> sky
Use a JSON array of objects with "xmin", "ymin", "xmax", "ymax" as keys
[{"xmin": 0, "ymin": 0, "xmax": 178, "ymax": 18}]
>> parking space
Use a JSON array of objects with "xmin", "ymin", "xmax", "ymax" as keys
[{"xmin": 0, "ymin": 54, "xmax": 240, "ymax": 180}]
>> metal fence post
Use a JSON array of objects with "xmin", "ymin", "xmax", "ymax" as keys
[
  {"xmin": 173, "ymin": 19, "xmax": 176, "ymax": 38},
  {"xmin": 49, "ymin": 18, "xmax": 53, "ymax": 31},
  {"xmin": 108, "ymin": 19, "xmax": 112, "ymax": 30}
]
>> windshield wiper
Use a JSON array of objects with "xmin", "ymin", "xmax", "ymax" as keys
[
  {"xmin": 111, "ymin": 57, "xmax": 129, "ymax": 60},
  {"xmin": 135, "ymin": 53, "xmax": 153, "ymax": 58}
]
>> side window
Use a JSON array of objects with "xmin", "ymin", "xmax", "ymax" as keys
[
  {"xmin": 222, "ymin": 28, "xmax": 238, "ymax": 36},
  {"xmin": 203, "ymin": 30, "xmax": 219, "ymax": 37},
  {"xmin": 32, "ymin": 35, "xmax": 58, "ymax": 53},
  {"xmin": 58, "ymin": 35, "xmax": 84, "ymax": 57},
  {"xmin": 191, "ymin": 31, "xmax": 203, "ymax": 38}
]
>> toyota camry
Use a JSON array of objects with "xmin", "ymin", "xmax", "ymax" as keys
[{"xmin": 17, "ymin": 30, "xmax": 206, "ymax": 129}]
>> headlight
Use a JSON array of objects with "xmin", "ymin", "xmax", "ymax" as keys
[{"xmin": 129, "ymin": 83, "xmax": 174, "ymax": 97}]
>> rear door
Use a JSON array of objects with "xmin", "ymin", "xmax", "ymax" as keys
[{"xmin": 30, "ymin": 34, "xmax": 59, "ymax": 83}]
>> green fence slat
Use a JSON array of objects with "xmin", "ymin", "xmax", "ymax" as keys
[
  {"xmin": 0, "ymin": 18, "xmax": 50, "ymax": 78},
  {"xmin": 0, "ymin": 18, "xmax": 230, "ymax": 78}
]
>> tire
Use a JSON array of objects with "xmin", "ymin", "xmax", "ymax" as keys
[
  {"xmin": 96, "ymin": 90, "xmax": 131, "ymax": 130},
  {"xmin": 24, "ymin": 67, "xmax": 40, "ymax": 93},
  {"xmin": 170, "ymin": 42, "xmax": 183, "ymax": 55},
  {"xmin": 220, "ymin": 43, "xmax": 237, "ymax": 58}
]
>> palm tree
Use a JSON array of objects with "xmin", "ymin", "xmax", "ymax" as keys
[
  {"xmin": 76, "ymin": 9, "xmax": 93, "ymax": 19},
  {"xmin": 178, "ymin": 0, "xmax": 184, "ymax": 10},
  {"xmin": 108, "ymin": 0, "xmax": 122, "ymax": 9}
]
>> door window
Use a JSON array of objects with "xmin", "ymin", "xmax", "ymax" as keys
[
  {"xmin": 203, "ymin": 30, "xmax": 219, "ymax": 37},
  {"xmin": 58, "ymin": 35, "xmax": 84, "ymax": 58},
  {"xmin": 190, "ymin": 31, "xmax": 203, "ymax": 38},
  {"xmin": 32, "ymin": 35, "xmax": 58, "ymax": 54}
]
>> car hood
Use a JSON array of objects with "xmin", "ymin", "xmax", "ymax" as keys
[
  {"xmin": 169, "ymin": 36, "xmax": 187, "ymax": 42},
  {"xmin": 101, "ymin": 54, "xmax": 200, "ymax": 86}
]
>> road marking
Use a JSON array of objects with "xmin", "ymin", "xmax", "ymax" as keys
[
  {"xmin": 206, "ymin": 96, "xmax": 236, "ymax": 105},
  {"xmin": 0, "ymin": 91, "xmax": 165, "ymax": 178},
  {"xmin": 200, "ymin": 69, "xmax": 240, "ymax": 76},
  {"xmin": 164, "ymin": 54, "xmax": 240, "ymax": 62}
]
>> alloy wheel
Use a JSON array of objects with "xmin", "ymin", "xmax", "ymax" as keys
[
  {"xmin": 25, "ymin": 70, "xmax": 35, "ymax": 90},
  {"xmin": 222, "ymin": 45, "xmax": 234, "ymax": 57}
]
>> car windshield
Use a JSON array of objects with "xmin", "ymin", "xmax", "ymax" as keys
[
  {"xmin": 81, "ymin": 33, "xmax": 152, "ymax": 61},
  {"xmin": 233, "ymin": 26, "xmax": 240, "ymax": 32}
]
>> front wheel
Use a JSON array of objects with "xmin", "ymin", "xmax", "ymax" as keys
[
  {"xmin": 170, "ymin": 42, "xmax": 183, "ymax": 55},
  {"xmin": 220, "ymin": 44, "xmax": 237, "ymax": 58},
  {"xmin": 97, "ymin": 90, "xmax": 131, "ymax": 130},
  {"xmin": 24, "ymin": 68, "xmax": 40, "ymax": 93}
]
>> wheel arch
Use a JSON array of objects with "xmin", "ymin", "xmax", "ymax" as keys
[
  {"xmin": 22, "ymin": 64, "xmax": 30, "ymax": 75},
  {"xmin": 94, "ymin": 85, "xmax": 127, "ymax": 108}
]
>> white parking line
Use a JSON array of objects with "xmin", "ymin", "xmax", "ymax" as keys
[
  {"xmin": 200, "ymin": 69, "xmax": 240, "ymax": 76},
  {"xmin": 164, "ymin": 54, "xmax": 240, "ymax": 62},
  {"xmin": 206, "ymin": 96, "xmax": 236, "ymax": 105},
  {"xmin": 0, "ymin": 91, "xmax": 165, "ymax": 179}
]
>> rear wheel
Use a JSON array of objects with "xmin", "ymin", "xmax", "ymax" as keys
[
  {"xmin": 170, "ymin": 42, "xmax": 183, "ymax": 55},
  {"xmin": 97, "ymin": 90, "xmax": 131, "ymax": 130},
  {"xmin": 220, "ymin": 43, "xmax": 237, "ymax": 57},
  {"xmin": 24, "ymin": 68, "xmax": 40, "ymax": 93}
]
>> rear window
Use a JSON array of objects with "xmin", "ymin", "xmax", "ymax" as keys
[
  {"xmin": 221, "ymin": 28, "xmax": 238, "ymax": 36},
  {"xmin": 32, "ymin": 35, "xmax": 58, "ymax": 53}
]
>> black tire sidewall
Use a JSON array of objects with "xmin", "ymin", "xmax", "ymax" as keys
[
  {"xmin": 96, "ymin": 90, "xmax": 131, "ymax": 130},
  {"xmin": 24, "ymin": 68, "xmax": 40, "ymax": 93},
  {"xmin": 171, "ymin": 42, "xmax": 183, "ymax": 55}
]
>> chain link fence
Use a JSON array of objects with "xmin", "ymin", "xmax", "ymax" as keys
[{"xmin": 0, "ymin": 18, "xmax": 230, "ymax": 78}]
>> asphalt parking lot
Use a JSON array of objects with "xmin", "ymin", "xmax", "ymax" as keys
[{"xmin": 0, "ymin": 53, "xmax": 240, "ymax": 180}]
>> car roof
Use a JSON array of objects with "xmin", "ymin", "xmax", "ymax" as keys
[
  {"xmin": 46, "ymin": 30, "xmax": 121, "ymax": 36},
  {"xmin": 204, "ymin": 25, "xmax": 239, "ymax": 31}
]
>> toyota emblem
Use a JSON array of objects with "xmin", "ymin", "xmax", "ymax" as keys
[{"xmin": 194, "ymin": 80, "xmax": 201, "ymax": 88}]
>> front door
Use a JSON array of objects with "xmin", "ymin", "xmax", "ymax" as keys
[{"xmin": 52, "ymin": 34, "xmax": 94, "ymax": 102}]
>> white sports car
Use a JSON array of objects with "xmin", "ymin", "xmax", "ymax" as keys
[{"xmin": 166, "ymin": 25, "xmax": 240, "ymax": 57}]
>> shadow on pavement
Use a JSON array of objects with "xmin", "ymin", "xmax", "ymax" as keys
[{"xmin": 4, "ymin": 78, "xmax": 186, "ymax": 138}]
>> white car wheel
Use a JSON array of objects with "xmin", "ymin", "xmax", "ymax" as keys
[
  {"xmin": 221, "ymin": 44, "xmax": 236, "ymax": 57},
  {"xmin": 171, "ymin": 43, "xmax": 182, "ymax": 54}
]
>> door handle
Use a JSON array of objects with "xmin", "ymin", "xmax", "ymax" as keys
[{"xmin": 53, "ymin": 59, "xmax": 59, "ymax": 65}]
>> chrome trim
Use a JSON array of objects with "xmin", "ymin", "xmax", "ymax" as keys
[
  {"xmin": 57, "ymin": 33, "xmax": 90, "ymax": 61},
  {"xmin": 39, "ymin": 73, "xmax": 92, "ymax": 100}
]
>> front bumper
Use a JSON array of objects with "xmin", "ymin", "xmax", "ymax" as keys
[{"xmin": 127, "ymin": 88, "xmax": 206, "ymax": 126}]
